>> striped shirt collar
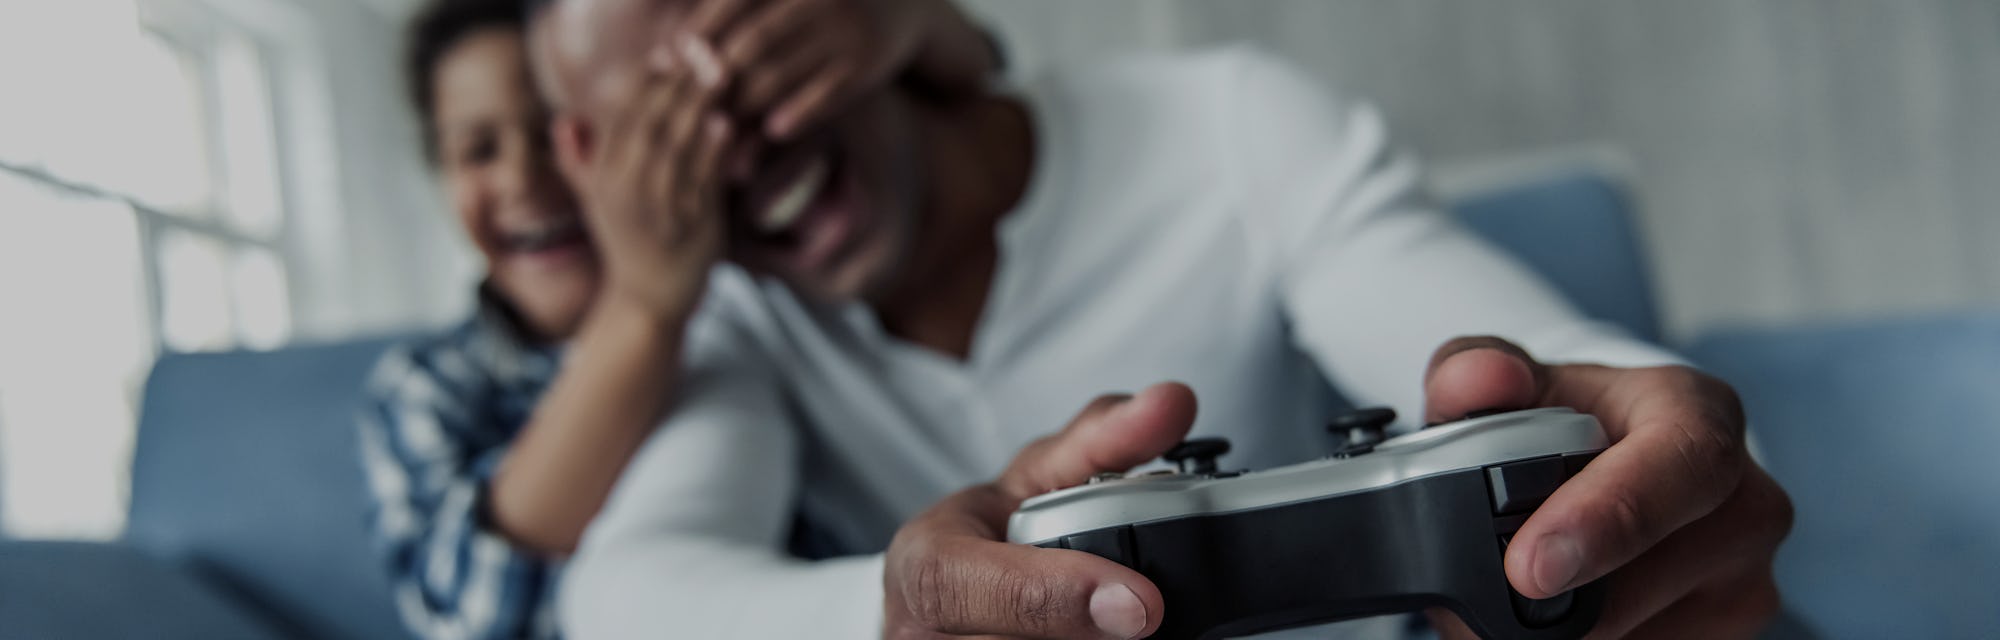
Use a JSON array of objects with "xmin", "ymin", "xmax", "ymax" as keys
[{"xmin": 463, "ymin": 283, "xmax": 561, "ymax": 393}]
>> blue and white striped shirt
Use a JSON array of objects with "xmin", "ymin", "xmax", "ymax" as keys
[{"xmin": 357, "ymin": 292, "xmax": 563, "ymax": 640}]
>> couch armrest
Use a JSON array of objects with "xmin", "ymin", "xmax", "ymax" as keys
[
  {"xmin": 1686, "ymin": 310, "xmax": 2000, "ymax": 639},
  {"xmin": 0, "ymin": 540, "xmax": 286, "ymax": 639}
]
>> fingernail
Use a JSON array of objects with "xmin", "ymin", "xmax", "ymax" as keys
[
  {"xmin": 679, "ymin": 35, "xmax": 723, "ymax": 88},
  {"xmin": 1089, "ymin": 583, "xmax": 1146, "ymax": 639},
  {"xmin": 1531, "ymin": 534, "xmax": 1583, "ymax": 595}
]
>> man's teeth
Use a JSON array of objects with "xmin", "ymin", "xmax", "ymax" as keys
[{"xmin": 758, "ymin": 158, "xmax": 828, "ymax": 234}]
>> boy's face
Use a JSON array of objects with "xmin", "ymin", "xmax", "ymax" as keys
[
  {"xmin": 435, "ymin": 27, "xmax": 599, "ymax": 339},
  {"xmin": 537, "ymin": 0, "xmax": 928, "ymax": 303}
]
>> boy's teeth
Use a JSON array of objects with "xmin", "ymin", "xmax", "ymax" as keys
[{"xmin": 758, "ymin": 158, "xmax": 828, "ymax": 233}]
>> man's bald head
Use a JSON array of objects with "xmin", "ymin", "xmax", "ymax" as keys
[{"xmin": 524, "ymin": 0, "xmax": 676, "ymax": 118}]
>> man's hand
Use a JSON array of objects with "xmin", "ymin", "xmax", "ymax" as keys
[
  {"xmin": 883, "ymin": 383, "xmax": 1197, "ymax": 639},
  {"xmin": 555, "ymin": 67, "xmax": 733, "ymax": 323},
  {"xmin": 663, "ymin": 0, "xmax": 996, "ymax": 141},
  {"xmin": 1422, "ymin": 337, "xmax": 1794, "ymax": 639}
]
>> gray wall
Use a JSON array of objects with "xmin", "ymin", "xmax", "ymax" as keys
[{"xmin": 962, "ymin": 0, "xmax": 2000, "ymax": 340}]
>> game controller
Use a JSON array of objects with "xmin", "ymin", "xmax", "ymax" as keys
[{"xmin": 1006, "ymin": 407, "xmax": 1609, "ymax": 639}]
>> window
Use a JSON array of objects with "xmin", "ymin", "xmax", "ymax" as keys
[{"xmin": 0, "ymin": 0, "xmax": 297, "ymax": 538}]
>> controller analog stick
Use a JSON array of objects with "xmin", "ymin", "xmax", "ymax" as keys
[
  {"xmin": 1328, "ymin": 407, "xmax": 1396, "ymax": 457},
  {"xmin": 1164, "ymin": 437, "xmax": 1232, "ymax": 475}
]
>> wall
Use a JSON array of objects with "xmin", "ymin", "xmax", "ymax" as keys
[
  {"xmin": 960, "ymin": 0, "xmax": 2000, "ymax": 339},
  {"xmin": 271, "ymin": 0, "xmax": 477, "ymax": 341}
]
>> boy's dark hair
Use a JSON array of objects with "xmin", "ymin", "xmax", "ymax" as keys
[{"xmin": 407, "ymin": 0, "xmax": 528, "ymax": 164}]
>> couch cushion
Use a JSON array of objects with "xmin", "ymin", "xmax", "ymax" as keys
[
  {"xmin": 0, "ymin": 540, "xmax": 285, "ymax": 639},
  {"xmin": 1686, "ymin": 311, "xmax": 2000, "ymax": 639},
  {"xmin": 127, "ymin": 337, "xmax": 415, "ymax": 640}
]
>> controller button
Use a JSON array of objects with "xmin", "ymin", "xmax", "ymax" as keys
[
  {"xmin": 1487, "ymin": 455, "xmax": 1569, "ymax": 515},
  {"xmin": 1511, "ymin": 584, "xmax": 1576, "ymax": 626},
  {"xmin": 1328, "ymin": 407, "xmax": 1395, "ymax": 456},
  {"xmin": 1331, "ymin": 444, "xmax": 1374, "ymax": 459},
  {"xmin": 1563, "ymin": 451, "xmax": 1601, "ymax": 477},
  {"xmin": 1501, "ymin": 534, "xmax": 1576, "ymax": 626},
  {"xmin": 1328, "ymin": 407, "xmax": 1397, "ymax": 432},
  {"xmin": 1062, "ymin": 527, "xmax": 1136, "ymax": 569},
  {"xmin": 1164, "ymin": 438, "xmax": 1232, "ymax": 475}
]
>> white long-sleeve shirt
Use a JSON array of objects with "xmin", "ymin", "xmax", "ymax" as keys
[{"xmin": 561, "ymin": 45, "xmax": 1680, "ymax": 639}]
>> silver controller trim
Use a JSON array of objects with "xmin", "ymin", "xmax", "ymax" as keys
[{"xmin": 1006, "ymin": 408, "xmax": 1608, "ymax": 545}]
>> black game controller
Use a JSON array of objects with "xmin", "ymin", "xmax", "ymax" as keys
[{"xmin": 1006, "ymin": 407, "xmax": 1608, "ymax": 639}]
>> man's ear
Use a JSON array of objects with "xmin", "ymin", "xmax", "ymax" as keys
[{"xmin": 550, "ymin": 114, "xmax": 593, "ymax": 193}]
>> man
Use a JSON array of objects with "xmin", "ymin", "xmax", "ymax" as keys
[{"xmin": 527, "ymin": 0, "xmax": 1794, "ymax": 637}]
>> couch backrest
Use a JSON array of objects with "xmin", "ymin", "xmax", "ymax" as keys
[
  {"xmin": 127, "ymin": 336, "xmax": 414, "ymax": 640},
  {"xmin": 1453, "ymin": 172, "xmax": 1665, "ymax": 343}
]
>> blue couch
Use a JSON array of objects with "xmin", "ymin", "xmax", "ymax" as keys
[{"xmin": 1, "ymin": 170, "xmax": 1992, "ymax": 639}]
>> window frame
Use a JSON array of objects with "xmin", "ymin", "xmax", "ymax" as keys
[{"xmin": 0, "ymin": 0, "xmax": 329, "ymax": 538}]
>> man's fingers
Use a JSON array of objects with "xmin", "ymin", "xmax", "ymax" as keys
[
  {"xmin": 717, "ymin": 0, "xmax": 818, "ymax": 73},
  {"xmin": 678, "ymin": 0, "xmax": 754, "ymax": 45},
  {"xmin": 733, "ymin": 35, "xmax": 833, "ymax": 116},
  {"xmin": 768, "ymin": 62, "xmax": 857, "ymax": 139},
  {"xmin": 1613, "ymin": 565, "xmax": 1782, "ymax": 640},
  {"xmin": 890, "ymin": 487, "xmax": 1163, "ymax": 639},
  {"xmin": 998, "ymin": 382, "xmax": 1197, "ymax": 500},
  {"xmin": 1580, "ymin": 466, "xmax": 1792, "ymax": 637},
  {"xmin": 1422, "ymin": 336, "xmax": 1550, "ymax": 425},
  {"xmin": 1508, "ymin": 365, "xmax": 1750, "ymax": 599}
]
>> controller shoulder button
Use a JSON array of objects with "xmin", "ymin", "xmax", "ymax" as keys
[
  {"xmin": 1486, "ymin": 455, "xmax": 1569, "ymax": 515},
  {"xmin": 1061, "ymin": 526, "xmax": 1137, "ymax": 569}
]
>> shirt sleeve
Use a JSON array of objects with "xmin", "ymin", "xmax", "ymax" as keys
[
  {"xmin": 357, "ymin": 345, "xmax": 558, "ymax": 640},
  {"xmin": 1220, "ymin": 47, "xmax": 1685, "ymax": 422},
  {"xmin": 558, "ymin": 317, "xmax": 885, "ymax": 640}
]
